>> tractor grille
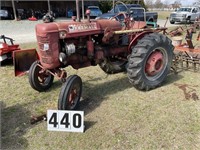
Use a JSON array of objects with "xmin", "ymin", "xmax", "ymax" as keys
[
  {"xmin": 37, "ymin": 36, "xmax": 49, "ymax": 43},
  {"xmin": 171, "ymin": 14, "xmax": 184, "ymax": 17},
  {"xmin": 37, "ymin": 36, "xmax": 49, "ymax": 51}
]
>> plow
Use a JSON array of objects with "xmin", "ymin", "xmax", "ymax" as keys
[{"xmin": 171, "ymin": 20, "xmax": 200, "ymax": 72}]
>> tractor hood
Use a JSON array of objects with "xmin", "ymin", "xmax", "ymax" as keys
[{"xmin": 35, "ymin": 19, "xmax": 122, "ymax": 38}]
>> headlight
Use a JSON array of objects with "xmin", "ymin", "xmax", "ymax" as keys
[
  {"xmin": 59, "ymin": 31, "xmax": 67, "ymax": 39},
  {"xmin": 59, "ymin": 52, "xmax": 67, "ymax": 64}
]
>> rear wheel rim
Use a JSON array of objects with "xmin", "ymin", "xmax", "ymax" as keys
[{"xmin": 145, "ymin": 48, "xmax": 168, "ymax": 81}]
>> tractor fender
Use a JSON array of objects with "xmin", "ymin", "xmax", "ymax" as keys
[{"xmin": 128, "ymin": 31, "xmax": 153, "ymax": 53}]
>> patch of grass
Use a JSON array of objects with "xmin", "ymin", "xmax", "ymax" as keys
[
  {"xmin": 157, "ymin": 11, "xmax": 172, "ymax": 20},
  {"xmin": 1, "ymin": 65, "xmax": 200, "ymax": 149},
  {"xmin": 20, "ymin": 42, "xmax": 37, "ymax": 50}
]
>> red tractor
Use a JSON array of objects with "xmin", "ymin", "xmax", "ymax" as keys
[{"xmin": 15, "ymin": 2, "xmax": 174, "ymax": 110}]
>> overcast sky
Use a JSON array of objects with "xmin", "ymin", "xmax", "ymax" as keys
[
  {"xmin": 144, "ymin": 0, "xmax": 197, "ymax": 6},
  {"xmin": 161, "ymin": 0, "xmax": 197, "ymax": 6}
]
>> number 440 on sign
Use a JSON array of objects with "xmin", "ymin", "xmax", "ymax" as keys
[{"xmin": 47, "ymin": 110, "xmax": 84, "ymax": 133}]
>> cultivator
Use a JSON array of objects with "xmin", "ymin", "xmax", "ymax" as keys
[
  {"xmin": 171, "ymin": 20, "xmax": 200, "ymax": 72},
  {"xmin": 174, "ymin": 49, "xmax": 200, "ymax": 72}
]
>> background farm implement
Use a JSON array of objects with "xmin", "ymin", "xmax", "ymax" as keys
[
  {"xmin": 171, "ymin": 20, "xmax": 200, "ymax": 72},
  {"xmin": 0, "ymin": 35, "xmax": 20, "ymax": 63}
]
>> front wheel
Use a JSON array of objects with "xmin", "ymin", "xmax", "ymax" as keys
[
  {"xmin": 58, "ymin": 75, "xmax": 82, "ymax": 110},
  {"xmin": 29, "ymin": 61, "xmax": 54, "ymax": 92},
  {"xmin": 127, "ymin": 33, "xmax": 174, "ymax": 91},
  {"xmin": 170, "ymin": 20, "xmax": 175, "ymax": 24},
  {"xmin": 186, "ymin": 17, "xmax": 191, "ymax": 24}
]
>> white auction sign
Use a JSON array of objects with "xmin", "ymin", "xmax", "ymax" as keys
[{"xmin": 47, "ymin": 110, "xmax": 84, "ymax": 133}]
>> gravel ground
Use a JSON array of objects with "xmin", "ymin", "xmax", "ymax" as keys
[
  {"xmin": 1, "ymin": 20, "xmax": 41, "ymax": 44},
  {"xmin": 0, "ymin": 18, "xmax": 72, "ymax": 44},
  {"xmin": 0, "ymin": 18, "xmax": 178, "ymax": 44}
]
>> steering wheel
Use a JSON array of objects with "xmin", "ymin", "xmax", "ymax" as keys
[
  {"xmin": 113, "ymin": 1, "xmax": 129, "ymax": 14},
  {"xmin": 109, "ymin": 12, "xmax": 128, "ymax": 27}
]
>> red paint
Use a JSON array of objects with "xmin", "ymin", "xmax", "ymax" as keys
[
  {"xmin": 87, "ymin": 40, "xmax": 94, "ymax": 58},
  {"xmin": 145, "ymin": 51, "xmax": 163, "ymax": 76},
  {"xmin": 28, "ymin": 16, "xmax": 37, "ymax": 21},
  {"xmin": 128, "ymin": 31, "xmax": 153, "ymax": 52},
  {"xmin": 13, "ymin": 49, "xmax": 38, "ymax": 76},
  {"xmin": 23, "ymin": 16, "xmax": 167, "ymax": 82}
]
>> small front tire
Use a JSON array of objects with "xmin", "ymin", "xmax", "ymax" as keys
[
  {"xmin": 58, "ymin": 75, "xmax": 82, "ymax": 110},
  {"xmin": 29, "ymin": 61, "xmax": 54, "ymax": 92}
]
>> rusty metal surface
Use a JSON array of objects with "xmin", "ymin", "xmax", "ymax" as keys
[
  {"xmin": 168, "ymin": 26, "xmax": 184, "ymax": 37},
  {"xmin": 174, "ymin": 49, "xmax": 200, "ymax": 72},
  {"xmin": 0, "ymin": 44, "xmax": 20, "ymax": 56},
  {"xmin": 13, "ymin": 49, "xmax": 38, "ymax": 76},
  {"xmin": 171, "ymin": 20, "xmax": 200, "ymax": 72},
  {"xmin": 33, "ymin": 12, "xmax": 169, "ymax": 77},
  {"xmin": 87, "ymin": 40, "xmax": 94, "ymax": 58},
  {"xmin": 129, "ymin": 21, "xmax": 147, "ymax": 29},
  {"xmin": 96, "ymin": 19, "xmax": 122, "ymax": 31},
  {"xmin": 36, "ymin": 24, "xmax": 60, "ymax": 69},
  {"xmin": 30, "ymin": 114, "xmax": 47, "ymax": 124},
  {"xmin": 0, "ymin": 35, "xmax": 20, "ymax": 57}
]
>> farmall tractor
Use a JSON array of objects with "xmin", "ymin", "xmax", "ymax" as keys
[{"xmin": 14, "ymin": 1, "xmax": 174, "ymax": 110}]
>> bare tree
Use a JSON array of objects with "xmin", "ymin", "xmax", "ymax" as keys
[
  {"xmin": 163, "ymin": 0, "xmax": 169, "ymax": 8},
  {"xmin": 172, "ymin": 0, "xmax": 181, "ymax": 9},
  {"xmin": 193, "ymin": 0, "xmax": 200, "ymax": 5},
  {"xmin": 145, "ymin": 0, "xmax": 154, "ymax": 10},
  {"xmin": 154, "ymin": 0, "xmax": 163, "ymax": 8}
]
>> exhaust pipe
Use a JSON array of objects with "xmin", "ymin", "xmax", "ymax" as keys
[{"xmin": 76, "ymin": 0, "xmax": 80, "ymax": 22}]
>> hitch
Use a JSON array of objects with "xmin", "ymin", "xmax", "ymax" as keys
[{"xmin": 30, "ymin": 114, "xmax": 47, "ymax": 124}]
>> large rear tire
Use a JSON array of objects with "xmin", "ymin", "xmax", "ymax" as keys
[
  {"xmin": 29, "ymin": 61, "xmax": 54, "ymax": 92},
  {"xmin": 99, "ymin": 57, "xmax": 127, "ymax": 74},
  {"xmin": 58, "ymin": 75, "xmax": 82, "ymax": 110},
  {"xmin": 127, "ymin": 33, "xmax": 174, "ymax": 91}
]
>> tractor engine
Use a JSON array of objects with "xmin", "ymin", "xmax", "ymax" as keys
[{"xmin": 35, "ymin": 19, "xmax": 123, "ymax": 70}]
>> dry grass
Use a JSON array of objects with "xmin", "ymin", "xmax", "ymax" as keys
[
  {"xmin": 157, "ymin": 11, "xmax": 172, "ymax": 20},
  {"xmin": 1, "ymin": 29, "xmax": 200, "ymax": 150}
]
